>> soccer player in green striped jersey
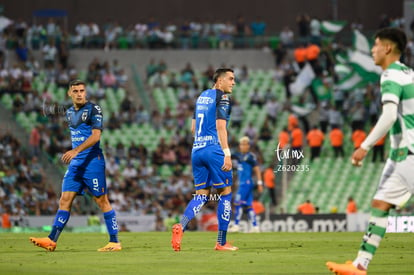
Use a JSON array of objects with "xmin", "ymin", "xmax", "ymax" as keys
[{"xmin": 327, "ymin": 27, "xmax": 414, "ymax": 275}]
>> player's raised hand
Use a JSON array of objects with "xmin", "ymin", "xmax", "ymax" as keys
[
  {"xmin": 61, "ymin": 149, "xmax": 79, "ymax": 164},
  {"xmin": 351, "ymin": 147, "xmax": 367, "ymax": 167}
]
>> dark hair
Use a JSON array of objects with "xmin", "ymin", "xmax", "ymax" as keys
[
  {"xmin": 69, "ymin": 79, "xmax": 86, "ymax": 88},
  {"xmin": 212, "ymin": 68, "xmax": 234, "ymax": 83},
  {"xmin": 375, "ymin": 27, "xmax": 407, "ymax": 54}
]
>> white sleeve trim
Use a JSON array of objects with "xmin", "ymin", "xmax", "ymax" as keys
[
  {"xmin": 381, "ymin": 93, "xmax": 399, "ymax": 104},
  {"xmin": 361, "ymin": 103, "xmax": 398, "ymax": 151}
]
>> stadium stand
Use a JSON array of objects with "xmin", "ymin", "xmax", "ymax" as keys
[
  {"xmin": 284, "ymin": 158, "xmax": 383, "ymax": 213},
  {"xmin": 3, "ymin": 13, "xmax": 412, "ymax": 224}
]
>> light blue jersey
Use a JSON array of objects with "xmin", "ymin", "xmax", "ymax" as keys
[
  {"xmin": 191, "ymin": 89, "xmax": 232, "ymax": 190},
  {"xmin": 192, "ymin": 89, "xmax": 231, "ymax": 151}
]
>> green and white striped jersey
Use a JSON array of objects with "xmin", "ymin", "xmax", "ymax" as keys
[{"xmin": 381, "ymin": 61, "xmax": 414, "ymax": 161}]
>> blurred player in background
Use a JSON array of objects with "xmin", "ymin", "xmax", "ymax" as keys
[
  {"xmin": 30, "ymin": 80, "xmax": 121, "ymax": 252},
  {"xmin": 229, "ymin": 136, "xmax": 263, "ymax": 233},
  {"xmin": 327, "ymin": 27, "xmax": 414, "ymax": 275},
  {"xmin": 171, "ymin": 68, "xmax": 238, "ymax": 251}
]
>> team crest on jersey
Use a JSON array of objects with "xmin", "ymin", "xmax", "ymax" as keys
[
  {"xmin": 82, "ymin": 110, "xmax": 88, "ymax": 121},
  {"xmin": 221, "ymin": 94, "xmax": 229, "ymax": 100}
]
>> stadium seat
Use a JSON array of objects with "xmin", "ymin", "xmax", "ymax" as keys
[
  {"xmin": 282, "ymin": 155, "xmax": 385, "ymax": 213},
  {"xmin": 116, "ymin": 87, "xmax": 126, "ymax": 104},
  {"xmin": 160, "ymin": 164, "xmax": 173, "ymax": 177},
  {"xmin": 56, "ymin": 87, "xmax": 66, "ymax": 103},
  {"xmin": 0, "ymin": 94, "xmax": 13, "ymax": 109}
]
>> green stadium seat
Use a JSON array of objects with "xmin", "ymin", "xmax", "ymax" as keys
[
  {"xmin": 56, "ymin": 87, "xmax": 66, "ymax": 103},
  {"xmin": 116, "ymin": 87, "xmax": 126, "ymax": 103},
  {"xmin": 160, "ymin": 164, "xmax": 173, "ymax": 177},
  {"xmin": 78, "ymin": 70, "xmax": 87, "ymax": 81},
  {"xmin": 1, "ymin": 94, "xmax": 13, "ymax": 109},
  {"xmin": 282, "ymin": 155, "xmax": 386, "ymax": 213}
]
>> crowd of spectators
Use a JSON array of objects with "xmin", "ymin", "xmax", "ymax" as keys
[
  {"xmin": 3, "ymin": 16, "xmax": 269, "ymax": 51},
  {"xmin": 276, "ymin": 86, "xmax": 384, "ymax": 163},
  {"xmin": 0, "ymin": 51, "xmax": 387, "ymax": 223},
  {"xmin": 0, "ymin": 131, "xmax": 58, "ymax": 223},
  {"xmin": 0, "ymin": 52, "xmax": 274, "ymax": 230},
  {"xmin": 0, "ymin": 12, "xmax": 409, "ymax": 230},
  {"xmin": 3, "ymin": 13, "xmax": 406, "ymax": 53},
  {"xmin": 0, "ymin": 49, "xmax": 199, "ymax": 228}
]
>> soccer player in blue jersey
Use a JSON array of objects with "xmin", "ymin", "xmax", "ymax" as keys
[
  {"xmin": 229, "ymin": 136, "xmax": 263, "ymax": 233},
  {"xmin": 30, "ymin": 80, "xmax": 121, "ymax": 252},
  {"xmin": 171, "ymin": 68, "xmax": 238, "ymax": 251}
]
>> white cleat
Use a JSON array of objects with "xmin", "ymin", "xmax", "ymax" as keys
[
  {"xmin": 249, "ymin": 226, "xmax": 260, "ymax": 233},
  {"xmin": 228, "ymin": 224, "xmax": 240, "ymax": 233}
]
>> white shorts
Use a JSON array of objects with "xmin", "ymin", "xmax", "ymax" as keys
[{"xmin": 374, "ymin": 155, "xmax": 414, "ymax": 208}]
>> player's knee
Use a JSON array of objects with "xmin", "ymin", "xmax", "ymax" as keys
[
  {"xmin": 59, "ymin": 192, "xmax": 76, "ymax": 209},
  {"xmin": 218, "ymin": 186, "xmax": 232, "ymax": 196},
  {"xmin": 59, "ymin": 200, "xmax": 72, "ymax": 210},
  {"xmin": 371, "ymin": 199, "xmax": 393, "ymax": 211},
  {"xmin": 195, "ymin": 188, "xmax": 210, "ymax": 196},
  {"xmin": 94, "ymin": 195, "xmax": 111, "ymax": 211}
]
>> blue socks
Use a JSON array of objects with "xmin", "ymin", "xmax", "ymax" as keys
[
  {"xmin": 217, "ymin": 193, "xmax": 232, "ymax": 245},
  {"xmin": 48, "ymin": 209, "xmax": 119, "ymax": 243},
  {"xmin": 234, "ymin": 205, "xmax": 258, "ymax": 228},
  {"xmin": 247, "ymin": 207, "xmax": 257, "ymax": 227},
  {"xmin": 234, "ymin": 204, "xmax": 242, "ymax": 225},
  {"xmin": 180, "ymin": 192, "xmax": 233, "ymax": 245},
  {"xmin": 103, "ymin": 210, "xmax": 119, "ymax": 243},
  {"xmin": 49, "ymin": 209, "xmax": 70, "ymax": 242},
  {"xmin": 181, "ymin": 194, "xmax": 209, "ymax": 230}
]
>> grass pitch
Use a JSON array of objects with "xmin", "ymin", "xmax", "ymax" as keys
[{"xmin": 1, "ymin": 232, "xmax": 413, "ymax": 274}]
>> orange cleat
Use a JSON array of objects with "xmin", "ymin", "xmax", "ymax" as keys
[
  {"xmin": 214, "ymin": 242, "xmax": 239, "ymax": 251},
  {"xmin": 171, "ymin": 223, "xmax": 183, "ymax": 252},
  {"xmin": 97, "ymin": 242, "xmax": 122, "ymax": 252},
  {"xmin": 29, "ymin": 237, "xmax": 57, "ymax": 252},
  {"xmin": 326, "ymin": 261, "xmax": 367, "ymax": 275}
]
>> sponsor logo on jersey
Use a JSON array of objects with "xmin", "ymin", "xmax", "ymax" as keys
[
  {"xmin": 193, "ymin": 142, "xmax": 206, "ymax": 149},
  {"xmin": 95, "ymin": 114, "xmax": 103, "ymax": 122},
  {"xmin": 197, "ymin": 96, "xmax": 214, "ymax": 104},
  {"xmin": 197, "ymin": 105, "xmax": 208, "ymax": 111},
  {"xmin": 195, "ymin": 135, "xmax": 213, "ymax": 142},
  {"xmin": 72, "ymin": 136, "xmax": 86, "ymax": 142}
]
